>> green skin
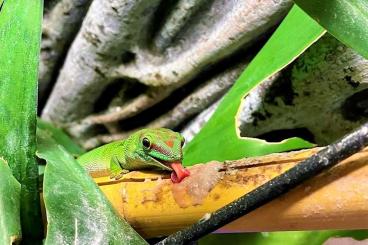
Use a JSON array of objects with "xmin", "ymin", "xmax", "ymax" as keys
[{"xmin": 77, "ymin": 128, "xmax": 185, "ymax": 179}]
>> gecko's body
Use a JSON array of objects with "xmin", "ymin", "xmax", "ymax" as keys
[{"xmin": 77, "ymin": 128, "xmax": 190, "ymax": 182}]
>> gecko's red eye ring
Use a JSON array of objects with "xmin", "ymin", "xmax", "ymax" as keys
[{"xmin": 142, "ymin": 137, "xmax": 151, "ymax": 149}]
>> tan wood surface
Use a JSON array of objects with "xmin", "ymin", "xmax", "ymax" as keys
[{"xmin": 90, "ymin": 147, "xmax": 368, "ymax": 238}]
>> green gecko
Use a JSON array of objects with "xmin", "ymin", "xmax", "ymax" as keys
[{"xmin": 77, "ymin": 128, "xmax": 190, "ymax": 183}]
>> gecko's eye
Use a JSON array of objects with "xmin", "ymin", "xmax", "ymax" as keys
[
  {"xmin": 181, "ymin": 138, "xmax": 185, "ymax": 147},
  {"xmin": 142, "ymin": 137, "xmax": 151, "ymax": 149}
]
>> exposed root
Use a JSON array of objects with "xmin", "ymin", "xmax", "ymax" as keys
[
  {"xmin": 153, "ymin": 0, "xmax": 207, "ymax": 52},
  {"xmin": 148, "ymin": 63, "xmax": 245, "ymax": 129},
  {"xmin": 42, "ymin": 0, "xmax": 292, "ymax": 124},
  {"xmin": 83, "ymin": 132, "xmax": 130, "ymax": 149},
  {"xmin": 67, "ymin": 86, "xmax": 175, "ymax": 139},
  {"xmin": 42, "ymin": 0, "xmax": 163, "ymax": 123},
  {"xmin": 82, "ymin": 62, "xmax": 246, "ymax": 148},
  {"xmin": 85, "ymin": 86, "xmax": 174, "ymax": 125},
  {"xmin": 40, "ymin": 0, "xmax": 92, "ymax": 99}
]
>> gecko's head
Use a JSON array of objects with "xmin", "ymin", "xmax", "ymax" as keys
[{"xmin": 129, "ymin": 128, "xmax": 189, "ymax": 183}]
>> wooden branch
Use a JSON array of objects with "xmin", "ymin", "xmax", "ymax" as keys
[{"xmin": 90, "ymin": 147, "xmax": 368, "ymax": 238}]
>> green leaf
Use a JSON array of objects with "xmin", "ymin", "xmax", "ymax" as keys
[
  {"xmin": 37, "ymin": 130, "xmax": 147, "ymax": 244},
  {"xmin": 37, "ymin": 119, "xmax": 85, "ymax": 157},
  {"xmin": 294, "ymin": 0, "xmax": 368, "ymax": 60},
  {"xmin": 0, "ymin": 158, "xmax": 21, "ymax": 244},
  {"xmin": 183, "ymin": 5, "xmax": 325, "ymax": 166},
  {"xmin": 200, "ymin": 230, "xmax": 368, "ymax": 245},
  {"xmin": 0, "ymin": 0, "xmax": 44, "ymax": 239}
]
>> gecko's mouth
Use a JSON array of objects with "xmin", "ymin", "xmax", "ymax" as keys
[{"xmin": 152, "ymin": 157, "xmax": 190, "ymax": 183}]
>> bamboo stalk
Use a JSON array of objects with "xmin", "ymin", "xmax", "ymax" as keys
[{"xmin": 93, "ymin": 147, "xmax": 368, "ymax": 238}]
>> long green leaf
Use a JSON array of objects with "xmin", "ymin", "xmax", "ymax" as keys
[
  {"xmin": 294, "ymin": 0, "xmax": 368, "ymax": 59},
  {"xmin": 0, "ymin": 158, "xmax": 21, "ymax": 244},
  {"xmin": 183, "ymin": 5, "xmax": 325, "ymax": 166},
  {"xmin": 37, "ymin": 130, "xmax": 147, "ymax": 244},
  {"xmin": 0, "ymin": 0, "xmax": 43, "ymax": 239},
  {"xmin": 200, "ymin": 230, "xmax": 368, "ymax": 245}
]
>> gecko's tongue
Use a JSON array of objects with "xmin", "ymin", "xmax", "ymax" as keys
[{"xmin": 170, "ymin": 162, "xmax": 190, "ymax": 183}]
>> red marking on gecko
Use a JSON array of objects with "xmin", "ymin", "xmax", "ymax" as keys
[{"xmin": 166, "ymin": 140, "xmax": 174, "ymax": 148}]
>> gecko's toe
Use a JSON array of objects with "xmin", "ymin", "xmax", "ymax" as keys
[{"xmin": 111, "ymin": 170, "xmax": 129, "ymax": 180}]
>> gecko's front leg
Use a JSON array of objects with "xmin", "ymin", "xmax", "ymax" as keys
[{"xmin": 110, "ymin": 156, "xmax": 129, "ymax": 180}]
